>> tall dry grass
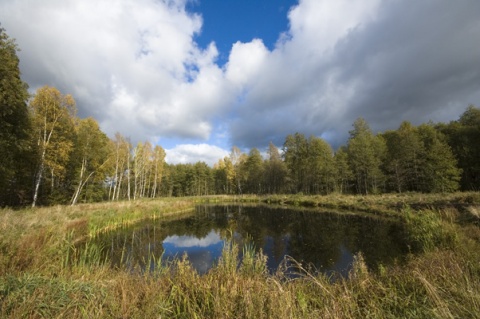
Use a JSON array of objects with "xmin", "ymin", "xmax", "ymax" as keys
[{"xmin": 1, "ymin": 193, "xmax": 480, "ymax": 318}]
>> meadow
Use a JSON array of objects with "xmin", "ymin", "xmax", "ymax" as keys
[{"xmin": 1, "ymin": 193, "xmax": 480, "ymax": 318}]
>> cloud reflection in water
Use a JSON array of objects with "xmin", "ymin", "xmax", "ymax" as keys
[{"xmin": 162, "ymin": 230, "xmax": 224, "ymax": 274}]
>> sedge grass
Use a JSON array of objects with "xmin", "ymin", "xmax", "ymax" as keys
[{"xmin": 1, "ymin": 193, "xmax": 480, "ymax": 318}]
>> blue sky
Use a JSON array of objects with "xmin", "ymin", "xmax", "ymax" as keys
[
  {"xmin": 156, "ymin": 0, "xmax": 297, "ymax": 150},
  {"xmin": 187, "ymin": 0, "xmax": 295, "ymax": 61},
  {"xmin": 1, "ymin": 0, "xmax": 479, "ymax": 166}
]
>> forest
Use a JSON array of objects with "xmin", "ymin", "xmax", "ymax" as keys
[{"xmin": 2, "ymin": 27, "xmax": 480, "ymax": 207}]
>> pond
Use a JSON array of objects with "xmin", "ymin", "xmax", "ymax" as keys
[{"xmin": 97, "ymin": 204, "xmax": 409, "ymax": 277}]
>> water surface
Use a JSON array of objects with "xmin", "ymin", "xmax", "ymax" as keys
[{"xmin": 98, "ymin": 204, "xmax": 408, "ymax": 277}]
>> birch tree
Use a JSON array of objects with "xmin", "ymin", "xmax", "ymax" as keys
[
  {"xmin": 334, "ymin": 146, "xmax": 352, "ymax": 194},
  {"xmin": 283, "ymin": 133, "xmax": 309, "ymax": 193},
  {"xmin": 347, "ymin": 118, "xmax": 386, "ymax": 195},
  {"xmin": 229, "ymin": 146, "xmax": 246, "ymax": 194},
  {"xmin": 243, "ymin": 148, "xmax": 264, "ymax": 194},
  {"xmin": 30, "ymin": 86, "xmax": 76, "ymax": 207},
  {"xmin": 70, "ymin": 117, "xmax": 110, "ymax": 205},
  {"xmin": 264, "ymin": 142, "xmax": 287, "ymax": 194},
  {"xmin": 417, "ymin": 124, "xmax": 461, "ymax": 192},
  {"xmin": 214, "ymin": 157, "xmax": 235, "ymax": 194},
  {"xmin": 383, "ymin": 122, "xmax": 425, "ymax": 192},
  {"xmin": 439, "ymin": 105, "xmax": 480, "ymax": 190},
  {"xmin": 308, "ymin": 136, "xmax": 336, "ymax": 194},
  {"xmin": 109, "ymin": 133, "xmax": 131, "ymax": 201},
  {"xmin": 151, "ymin": 145, "xmax": 166, "ymax": 198}
]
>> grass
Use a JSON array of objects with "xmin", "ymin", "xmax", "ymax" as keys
[{"xmin": 1, "ymin": 193, "xmax": 480, "ymax": 318}]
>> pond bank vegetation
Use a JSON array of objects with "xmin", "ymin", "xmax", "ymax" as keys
[{"xmin": 1, "ymin": 192, "xmax": 480, "ymax": 318}]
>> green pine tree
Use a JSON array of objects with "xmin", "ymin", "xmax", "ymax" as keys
[
  {"xmin": 347, "ymin": 118, "xmax": 386, "ymax": 194},
  {"xmin": 0, "ymin": 27, "xmax": 31, "ymax": 206}
]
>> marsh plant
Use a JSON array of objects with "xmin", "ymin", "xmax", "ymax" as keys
[{"xmin": 1, "ymin": 194, "xmax": 480, "ymax": 318}]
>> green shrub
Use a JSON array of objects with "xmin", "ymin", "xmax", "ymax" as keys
[{"xmin": 403, "ymin": 208, "xmax": 458, "ymax": 252}]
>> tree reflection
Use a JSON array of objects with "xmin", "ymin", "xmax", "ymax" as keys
[{"xmin": 96, "ymin": 204, "xmax": 408, "ymax": 276}]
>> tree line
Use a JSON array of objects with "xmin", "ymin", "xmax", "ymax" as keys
[{"xmin": 1, "ymin": 27, "xmax": 479, "ymax": 206}]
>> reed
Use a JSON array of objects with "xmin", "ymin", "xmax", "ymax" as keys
[
  {"xmin": 1, "ymin": 193, "xmax": 480, "ymax": 318},
  {"xmin": 405, "ymin": 208, "xmax": 459, "ymax": 252}
]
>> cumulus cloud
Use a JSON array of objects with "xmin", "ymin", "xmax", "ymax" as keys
[
  {"xmin": 163, "ymin": 230, "xmax": 222, "ymax": 248},
  {"xmin": 165, "ymin": 144, "xmax": 229, "ymax": 166},
  {"xmin": 227, "ymin": 0, "xmax": 480, "ymax": 148},
  {"xmin": 0, "ymin": 0, "xmax": 231, "ymax": 144},
  {"xmin": 225, "ymin": 39, "xmax": 269, "ymax": 88},
  {"xmin": 1, "ymin": 0, "xmax": 479, "ymax": 163}
]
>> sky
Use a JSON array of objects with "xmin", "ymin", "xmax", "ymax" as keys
[{"xmin": 1, "ymin": 0, "xmax": 479, "ymax": 166}]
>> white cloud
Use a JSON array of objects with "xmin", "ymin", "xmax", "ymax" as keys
[
  {"xmin": 227, "ymin": 0, "xmax": 480, "ymax": 148},
  {"xmin": 0, "ymin": 0, "xmax": 228, "ymax": 143},
  {"xmin": 163, "ymin": 230, "xmax": 222, "ymax": 247},
  {"xmin": 227, "ymin": 0, "xmax": 383, "ymax": 147},
  {"xmin": 287, "ymin": 0, "xmax": 380, "ymax": 53},
  {"xmin": 225, "ymin": 39, "xmax": 269, "ymax": 88},
  {"xmin": 1, "ymin": 0, "xmax": 479, "ymax": 157},
  {"xmin": 165, "ymin": 144, "xmax": 229, "ymax": 166}
]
